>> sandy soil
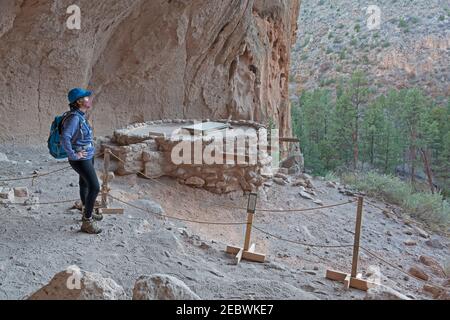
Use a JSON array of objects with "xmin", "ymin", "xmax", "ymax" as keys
[{"xmin": 0, "ymin": 143, "xmax": 448, "ymax": 300}]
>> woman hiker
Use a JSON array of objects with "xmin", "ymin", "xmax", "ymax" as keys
[{"xmin": 61, "ymin": 88, "xmax": 103, "ymax": 234}]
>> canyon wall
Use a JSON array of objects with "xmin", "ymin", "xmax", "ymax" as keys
[{"xmin": 0, "ymin": 0, "xmax": 300, "ymax": 144}]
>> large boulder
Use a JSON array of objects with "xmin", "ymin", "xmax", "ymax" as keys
[
  {"xmin": 28, "ymin": 266, "xmax": 128, "ymax": 300},
  {"xmin": 133, "ymin": 274, "xmax": 200, "ymax": 300}
]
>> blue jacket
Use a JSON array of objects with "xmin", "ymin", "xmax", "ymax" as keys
[{"xmin": 61, "ymin": 108, "xmax": 95, "ymax": 161}]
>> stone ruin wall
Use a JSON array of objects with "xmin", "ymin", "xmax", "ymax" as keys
[{"xmin": 97, "ymin": 119, "xmax": 275, "ymax": 194}]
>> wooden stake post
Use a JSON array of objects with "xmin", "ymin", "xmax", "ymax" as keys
[
  {"xmin": 325, "ymin": 196, "xmax": 376, "ymax": 291},
  {"xmin": 226, "ymin": 192, "xmax": 266, "ymax": 265},
  {"xmin": 97, "ymin": 148, "xmax": 124, "ymax": 215}
]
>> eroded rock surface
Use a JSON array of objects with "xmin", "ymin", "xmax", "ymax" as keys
[{"xmin": 0, "ymin": 0, "xmax": 300, "ymax": 144}]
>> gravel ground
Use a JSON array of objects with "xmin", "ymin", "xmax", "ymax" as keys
[{"xmin": 0, "ymin": 143, "xmax": 448, "ymax": 300}]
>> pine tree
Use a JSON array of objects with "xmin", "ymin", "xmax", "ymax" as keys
[
  {"xmin": 293, "ymin": 89, "xmax": 333, "ymax": 174},
  {"xmin": 332, "ymin": 71, "xmax": 369, "ymax": 170}
]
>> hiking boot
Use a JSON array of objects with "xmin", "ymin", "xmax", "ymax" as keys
[
  {"xmin": 81, "ymin": 207, "xmax": 103, "ymax": 221},
  {"xmin": 81, "ymin": 217, "xmax": 102, "ymax": 234}
]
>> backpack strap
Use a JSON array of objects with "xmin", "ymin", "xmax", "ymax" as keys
[{"xmin": 58, "ymin": 111, "xmax": 84, "ymax": 135}]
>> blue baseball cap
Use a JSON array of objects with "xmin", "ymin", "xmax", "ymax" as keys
[{"xmin": 68, "ymin": 88, "xmax": 92, "ymax": 104}]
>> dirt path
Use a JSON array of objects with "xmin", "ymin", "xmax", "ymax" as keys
[{"xmin": 0, "ymin": 143, "xmax": 448, "ymax": 299}]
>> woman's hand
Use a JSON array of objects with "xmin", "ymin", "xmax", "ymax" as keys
[{"xmin": 76, "ymin": 150, "xmax": 88, "ymax": 159}]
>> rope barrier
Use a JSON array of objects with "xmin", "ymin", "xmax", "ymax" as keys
[
  {"xmin": 252, "ymin": 224, "xmax": 448, "ymax": 292},
  {"xmin": 217, "ymin": 199, "xmax": 356, "ymax": 212},
  {"xmin": 2, "ymin": 199, "xmax": 79, "ymax": 206},
  {"xmin": 0, "ymin": 150, "xmax": 106, "ymax": 184},
  {"xmin": 252, "ymin": 225, "xmax": 354, "ymax": 249},
  {"xmin": 108, "ymin": 194, "xmax": 248, "ymax": 226},
  {"xmin": 0, "ymin": 165, "xmax": 71, "ymax": 182},
  {"xmin": 107, "ymin": 150, "xmax": 358, "ymax": 214}
]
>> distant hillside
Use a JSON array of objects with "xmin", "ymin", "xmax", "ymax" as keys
[{"xmin": 291, "ymin": 0, "xmax": 449, "ymax": 100}]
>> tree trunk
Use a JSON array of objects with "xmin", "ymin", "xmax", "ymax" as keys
[
  {"xmin": 384, "ymin": 136, "xmax": 389, "ymax": 173},
  {"xmin": 420, "ymin": 148, "xmax": 435, "ymax": 194},
  {"xmin": 410, "ymin": 130, "xmax": 417, "ymax": 187},
  {"xmin": 370, "ymin": 133, "xmax": 375, "ymax": 165},
  {"xmin": 353, "ymin": 118, "xmax": 359, "ymax": 171}
]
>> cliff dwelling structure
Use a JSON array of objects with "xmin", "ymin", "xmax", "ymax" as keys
[{"xmin": 97, "ymin": 119, "xmax": 286, "ymax": 194}]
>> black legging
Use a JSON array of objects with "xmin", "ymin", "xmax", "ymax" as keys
[{"xmin": 68, "ymin": 158, "xmax": 100, "ymax": 219}]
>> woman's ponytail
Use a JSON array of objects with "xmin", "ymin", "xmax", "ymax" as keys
[{"xmin": 69, "ymin": 101, "xmax": 79, "ymax": 110}]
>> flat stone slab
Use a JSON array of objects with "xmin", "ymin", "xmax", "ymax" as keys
[
  {"xmin": 127, "ymin": 123, "xmax": 185, "ymax": 138},
  {"xmin": 114, "ymin": 123, "xmax": 188, "ymax": 145},
  {"xmin": 182, "ymin": 122, "xmax": 230, "ymax": 135}
]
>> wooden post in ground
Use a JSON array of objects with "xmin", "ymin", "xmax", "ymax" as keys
[
  {"xmin": 101, "ymin": 148, "xmax": 111, "ymax": 207},
  {"xmin": 243, "ymin": 211, "xmax": 254, "ymax": 251},
  {"xmin": 351, "ymin": 196, "xmax": 364, "ymax": 278},
  {"xmin": 325, "ymin": 196, "xmax": 376, "ymax": 291},
  {"xmin": 97, "ymin": 148, "xmax": 124, "ymax": 215},
  {"xmin": 226, "ymin": 192, "xmax": 265, "ymax": 265}
]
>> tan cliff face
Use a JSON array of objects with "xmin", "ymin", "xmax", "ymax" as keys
[{"xmin": 0, "ymin": 0, "xmax": 300, "ymax": 144}]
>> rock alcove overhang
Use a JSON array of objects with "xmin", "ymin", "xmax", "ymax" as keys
[{"xmin": 0, "ymin": 0, "xmax": 300, "ymax": 145}]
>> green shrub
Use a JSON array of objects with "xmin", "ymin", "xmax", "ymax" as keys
[
  {"xmin": 341, "ymin": 172, "xmax": 412, "ymax": 204},
  {"xmin": 354, "ymin": 24, "xmax": 361, "ymax": 33},
  {"xmin": 403, "ymin": 192, "xmax": 450, "ymax": 225},
  {"xmin": 324, "ymin": 171, "xmax": 340, "ymax": 183},
  {"xmin": 398, "ymin": 18, "xmax": 408, "ymax": 28},
  {"xmin": 340, "ymin": 171, "xmax": 450, "ymax": 228}
]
